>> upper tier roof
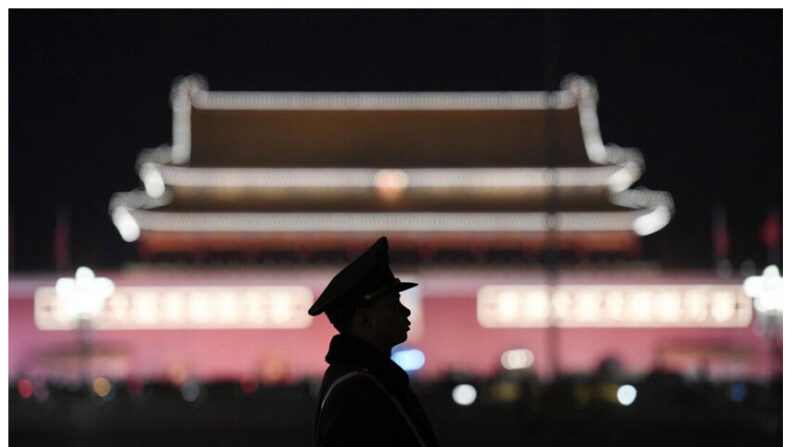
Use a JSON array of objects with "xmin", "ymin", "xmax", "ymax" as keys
[
  {"xmin": 188, "ymin": 108, "xmax": 590, "ymax": 168},
  {"xmin": 168, "ymin": 74, "xmax": 642, "ymax": 169}
]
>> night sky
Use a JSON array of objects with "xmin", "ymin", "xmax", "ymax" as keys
[{"xmin": 8, "ymin": 9, "xmax": 783, "ymax": 271}]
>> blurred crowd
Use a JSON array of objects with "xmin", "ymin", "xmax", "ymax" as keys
[{"xmin": 11, "ymin": 369, "xmax": 782, "ymax": 447}]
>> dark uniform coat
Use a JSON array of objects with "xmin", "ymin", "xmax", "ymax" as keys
[{"xmin": 314, "ymin": 334, "xmax": 439, "ymax": 447}]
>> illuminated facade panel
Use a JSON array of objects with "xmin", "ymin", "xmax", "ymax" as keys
[
  {"xmin": 34, "ymin": 286, "xmax": 314, "ymax": 330},
  {"xmin": 34, "ymin": 283, "xmax": 424, "ymax": 337},
  {"xmin": 477, "ymin": 285, "xmax": 753, "ymax": 328}
]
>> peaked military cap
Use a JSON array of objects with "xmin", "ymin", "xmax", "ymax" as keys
[{"xmin": 308, "ymin": 237, "xmax": 417, "ymax": 316}]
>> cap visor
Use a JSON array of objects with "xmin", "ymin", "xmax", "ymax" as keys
[
  {"xmin": 394, "ymin": 281, "xmax": 418, "ymax": 293},
  {"xmin": 307, "ymin": 300, "xmax": 326, "ymax": 316}
]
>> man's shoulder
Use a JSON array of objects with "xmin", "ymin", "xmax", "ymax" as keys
[
  {"xmin": 325, "ymin": 368, "xmax": 386, "ymax": 395},
  {"xmin": 322, "ymin": 368, "xmax": 395, "ymax": 409},
  {"xmin": 321, "ymin": 362, "xmax": 361, "ymax": 390},
  {"xmin": 322, "ymin": 361, "xmax": 358, "ymax": 380}
]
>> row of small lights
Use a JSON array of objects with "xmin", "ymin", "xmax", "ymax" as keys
[
  {"xmin": 14, "ymin": 348, "xmax": 531, "ymax": 404},
  {"xmin": 41, "ymin": 267, "xmax": 776, "ymax": 331},
  {"xmin": 452, "ymin": 382, "xmax": 640, "ymax": 407},
  {"xmin": 479, "ymin": 285, "xmax": 753, "ymax": 327},
  {"xmin": 16, "ymin": 375, "xmax": 267, "ymax": 404},
  {"xmin": 18, "ymin": 376, "xmax": 758, "ymax": 407},
  {"xmin": 455, "ymin": 349, "xmax": 640, "ymax": 407},
  {"xmin": 17, "ymin": 375, "xmax": 638, "ymax": 408}
]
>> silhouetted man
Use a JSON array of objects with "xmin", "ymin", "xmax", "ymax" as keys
[{"xmin": 309, "ymin": 237, "xmax": 439, "ymax": 447}]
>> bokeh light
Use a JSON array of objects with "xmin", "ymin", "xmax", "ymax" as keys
[
  {"xmin": 93, "ymin": 377, "xmax": 112, "ymax": 398},
  {"xmin": 181, "ymin": 381, "xmax": 201, "ymax": 402},
  {"xmin": 730, "ymin": 383, "xmax": 747, "ymax": 403},
  {"xmin": 17, "ymin": 379, "xmax": 34, "ymax": 398},
  {"xmin": 452, "ymin": 384, "xmax": 477, "ymax": 406},
  {"xmin": 500, "ymin": 349, "xmax": 534, "ymax": 370},
  {"xmin": 127, "ymin": 377, "xmax": 145, "ymax": 396},
  {"xmin": 616, "ymin": 384, "xmax": 637, "ymax": 406},
  {"xmin": 240, "ymin": 376, "xmax": 259, "ymax": 394},
  {"xmin": 391, "ymin": 349, "xmax": 426, "ymax": 372}
]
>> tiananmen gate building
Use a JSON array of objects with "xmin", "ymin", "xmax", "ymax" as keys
[{"xmin": 8, "ymin": 75, "xmax": 781, "ymax": 385}]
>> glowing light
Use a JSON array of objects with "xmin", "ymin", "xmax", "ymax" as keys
[
  {"xmin": 606, "ymin": 163, "xmax": 641, "ymax": 192},
  {"xmin": 106, "ymin": 293, "xmax": 130, "ymax": 322},
  {"xmin": 552, "ymin": 290, "xmax": 573, "ymax": 320},
  {"xmin": 259, "ymin": 359, "xmax": 287, "ymax": 383},
  {"xmin": 500, "ymin": 349, "xmax": 534, "ymax": 370},
  {"xmin": 616, "ymin": 384, "xmax": 637, "ymax": 406},
  {"xmin": 391, "ymin": 349, "xmax": 426, "ymax": 372},
  {"xmin": 217, "ymin": 292, "xmax": 242, "ymax": 323},
  {"xmin": 152, "ymin": 164, "xmax": 627, "ymax": 189},
  {"xmin": 656, "ymin": 291, "xmax": 683, "ymax": 322},
  {"xmin": 574, "ymin": 291, "xmax": 601, "ymax": 322},
  {"xmin": 241, "ymin": 291, "xmax": 266, "ymax": 323},
  {"xmin": 93, "ymin": 377, "xmax": 112, "ymax": 398},
  {"xmin": 492, "ymin": 381, "xmax": 522, "ymax": 402},
  {"xmin": 611, "ymin": 188, "xmax": 673, "ymax": 212},
  {"xmin": 183, "ymin": 78, "xmax": 572, "ymax": 110},
  {"xmin": 629, "ymin": 291, "xmax": 653, "ymax": 321},
  {"xmin": 141, "ymin": 162, "xmax": 166, "ymax": 198},
  {"xmin": 122, "ymin": 209, "xmax": 648, "ymax": 233},
  {"xmin": 111, "ymin": 207, "xmax": 140, "ymax": 242},
  {"xmin": 497, "ymin": 290, "xmax": 521, "ymax": 322},
  {"xmin": 683, "ymin": 291, "xmax": 710, "ymax": 323},
  {"xmin": 633, "ymin": 206, "xmax": 672, "ymax": 236},
  {"xmin": 729, "ymin": 383, "xmax": 747, "ymax": 403},
  {"xmin": 452, "ymin": 384, "xmax": 477, "ymax": 406},
  {"xmin": 55, "ymin": 267, "xmax": 115, "ymax": 321},
  {"xmin": 375, "ymin": 169, "xmax": 408, "ymax": 200},
  {"xmin": 240, "ymin": 376, "xmax": 259, "ymax": 394},
  {"xmin": 17, "ymin": 379, "xmax": 34, "ymax": 398},
  {"xmin": 166, "ymin": 363, "xmax": 189, "ymax": 385},
  {"xmin": 181, "ymin": 381, "xmax": 201, "ymax": 402},
  {"xmin": 187, "ymin": 291, "xmax": 213, "ymax": 323},
  {"xmin": 565, "ymin": 75, "xmax": 607, "ymax": 163},
  {"xmin": 131, "ymin": 291, "xmax": 159, "ymax": 325},
  {"xmin": 523, "ymin": 290, "xmax": 550, "ymax": 321},
  {"xmin": 604, "ymin": 291, "xmax": 625, "ymax": 321},
  {"xmin": 170, "ymin": 75, "xmax": 205, "ymax": 164},
  {"xmin": 711, "ymin": 291, "xmax": 737, "ymax": 322},
  {"xmin": 161, "ymin": 292, "xmax": 186, "ymax": 323},
  {"xmin": 743, "ymin": 265, "xmax": 784, "ymax": 314},
  {"xmin": 269, "ymin": 293, "xmax": 294, "ymax": 324}
]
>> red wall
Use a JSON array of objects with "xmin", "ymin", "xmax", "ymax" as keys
[{"xmin": 9, "ymin": 271, "xmax": 780, "ymax": 383}]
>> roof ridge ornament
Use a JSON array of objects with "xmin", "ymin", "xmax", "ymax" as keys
[
  {"xmin": 561, "ymin": 74, "xmax": 599, "ymax": 104},
  {"xmin": 169, "ymin": 75, "xmax": 207, "ymax": 165}
]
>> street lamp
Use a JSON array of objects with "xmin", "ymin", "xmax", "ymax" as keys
[
  {"xmin": 742, "ymin": 265, "xmax": 783, "ymax": 377},
  {"xmin": 54, "ymin": 266, "xmax": 115, "ymax": 381}
]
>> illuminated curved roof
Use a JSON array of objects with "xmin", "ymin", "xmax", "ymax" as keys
[{"xmin": 109, "ymin": 74, "xmax": 673, "ymax": 247}]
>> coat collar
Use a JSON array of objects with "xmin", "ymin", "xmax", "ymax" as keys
[{"xmin": 325, "ymin": 333, "xmax": 409, "ymax": 389}]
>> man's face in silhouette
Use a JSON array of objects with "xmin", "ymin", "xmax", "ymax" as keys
[{"xmin": 356, "ymin": 291, "xmax": 412, "ymax": 350}]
